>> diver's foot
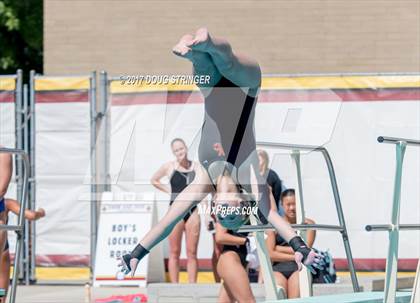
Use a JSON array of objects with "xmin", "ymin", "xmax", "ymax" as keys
[
  {"xmin": 172, "ymin": 34, "xmax": 194, "ymax": 60},
  {"xmin": 188, "ymin": 27, "xmax": 212, "ymax": 51}
]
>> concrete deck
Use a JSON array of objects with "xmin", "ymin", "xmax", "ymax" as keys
[{"xmin": 6, "ymin": 273, "xmax": 416, "ymax": 303}]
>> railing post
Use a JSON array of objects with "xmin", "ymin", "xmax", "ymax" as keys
[
  {"xmin": 384, "ymin": 141, "xmax": 406, "ymax": 303},
  {"xmin": 29, "ymin": 70, "xmax": 37, "ymax": 283},
  {"xmin": 249, "ymin": 214, "xmax": 281, "ymax": 300},
  {"xmin": 99, "ymin": 71, "xmax": 111, "ymax": 192},
  {"xmin": 291, "ymin": 150, "xmax": 312, "ymax": 297},
  {"xmin": 23, "ymin": 84, "xmax": 30, "ymax": 285},
  {"xmin": 15, "ymin": 69, "xmax": 23, "ymax": 203},
  {"xmin": 291, "ymin": 150, "xmax": 306, "ymax": 224},
  {"xmin": 90, "ymin": 71, "xmax": 97, "ymax": 281},
  {"xmin": 14, "ymin": 70, "xmax": 25, "ymax": 282},
  {"xmin": 321, "ymin": 149, "xmax": 360, "ymax": 292}
]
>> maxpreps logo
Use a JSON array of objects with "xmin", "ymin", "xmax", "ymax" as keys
[{"xmin": 197, "ymin": 204, "xmax": 258, "ymax": 216}]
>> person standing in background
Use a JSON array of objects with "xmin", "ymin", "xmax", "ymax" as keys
[
  {"xmin": 0, "ymin": 199, "xmax": 46, "ymax": 303},
  {"xmin": 0, "ymin": 149, "xmax": 12, "ymax": 256},
  {"xmin": 150, "ymin": 138, "xmax": 201, "ymax": 283},
  {"xmin": 257, "ymin": 149, "xmax": 286, "ymax": 215}
]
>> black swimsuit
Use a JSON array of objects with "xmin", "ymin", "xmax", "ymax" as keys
[
  {"xmin": 3, "ymin": 217, "xmax": 8, "ymax": 251},
  {"xmin": 272, "ymin": 234, "xmax": 298, "ymax": 279},
  {"xmin": 221, "ymin": 224, "xmax": 250, "ymax": 268},
  {"xmin": 169, "ymin": 169, "xmax": 197, "ymax": 222},
  {"xmin": 198, "ymin": 76, "xmax": 258, "ymax": 193},
  {"xmin": 198, "ymin": 77, "xmax": 271, "ymax": 224}
]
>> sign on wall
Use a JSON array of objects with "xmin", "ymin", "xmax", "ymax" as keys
[{"xmin": 93, "ymin": 192, "xmax": 164, "ymax": 286}]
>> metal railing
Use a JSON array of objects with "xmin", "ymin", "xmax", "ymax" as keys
[
  {"xmin": 0, "ymin": 148, "xmax": 30, "ymax": 303},
  {"xmin": 238, "ymin": 141, "xmax": 360, "ymax": 293},
  {"xmin": 365, "ymin": 136, "xmax": 420, "ymax": 303},
  {"xmin": 28, "ymin": 71, "xmax": 36, "ymax": 283}
]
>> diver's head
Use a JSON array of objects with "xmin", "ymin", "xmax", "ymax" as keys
[{"xmin": 213, "ymin": 173, "xmax": 253, "ymax": 230}]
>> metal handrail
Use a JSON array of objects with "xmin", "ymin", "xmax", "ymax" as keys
[
  {"xmin": 0, "ymin": 225, "xmax": 24, "ymax": 232},
  {"xmin": 0, "ymin": 75, "xmax": 18, "ymax": 79},
  {"xmin": 33, "ymin": 73, "xmax": 92, "ymax": 79},
  {"xmin": 90, "ymin": 71, "xmax": 97, "ymax": 281},
  {"xmin": 367, "ymin": 136, "xmax": 420, "ymax": 303},
  {"xmin": 366, "ymin": 224, "xmax": 420, "ymax": 232},
  {"xmin": 378, "ymin": 136, "xmax": 420, "ymax": 146},
  {"xmin": 239, "ymin": 223, "xmax": 344, "ymax": 233},
  {"xmin": 253, "ymin": 141, "xmax": 360, "ymax": 293},
  {"xmin": 29, "ymin": 71, "xmax": 36, "ymax": 283},
  {"xmin": 257, "ymin": 141, "xmax": 323, "ymax": 152},
  {"xmin": 0, "ymin": 147, "xmax": 30, "ymax": 303}
]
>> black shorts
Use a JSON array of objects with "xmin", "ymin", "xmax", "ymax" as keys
[
  {"xmin": 222, "ymin": 244, "xmax": 248, "ymax": 268},
  {"xmin": 169, "ymin": 202, "xmax": 197, "ymax": 223},
  {"xmin": 182, "ymin": 205, "xmax": 197, "ymax": 222},
  {"xmin": 272, "ymin": 261, "xmax": 298, "ymax": 279}
]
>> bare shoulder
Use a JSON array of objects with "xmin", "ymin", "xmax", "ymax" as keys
[
  {"xmin": 165, "ymin": 161, "xmax": 176, "ymax": 175},
  {"xmin": 305, "ymin": 218, "xmax": 315, "ymax": 224},
  {"xmin": 266, "ymin": 230, "xmax": 276, "ymax": 238},
  {"xmin": 0, "ymin": 152, "xmax": 12, "ymax": 161}
]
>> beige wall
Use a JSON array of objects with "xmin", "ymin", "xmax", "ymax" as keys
[{"xmin": 44, "ymin": 0, "xmax": 420, "ymax": 75}]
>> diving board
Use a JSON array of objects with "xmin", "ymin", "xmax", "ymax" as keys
[{"xmin": 264, "ymin": 291, "xmax": 411, "ymax": 303}]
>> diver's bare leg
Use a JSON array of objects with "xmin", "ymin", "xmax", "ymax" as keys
[{"xmin": 120, "ymin": 166, "xmax": 213, "ymax": 276}]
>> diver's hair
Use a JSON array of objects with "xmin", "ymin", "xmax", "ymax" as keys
[
  {"xmin": 257, "ymin": 149, "xmax": 269, "ymax": 174},
  {"xmin": 280, "ymin": 188, "xmax": 295, "ymax": 204},
  {"xmin": 170, "ymin": 138, "xmax": 186, "ymax": 147}
]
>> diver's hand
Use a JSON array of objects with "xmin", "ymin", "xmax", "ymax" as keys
[{"xmin": 213, "ymin": 143, "xmax": 225, "ymax": 157}]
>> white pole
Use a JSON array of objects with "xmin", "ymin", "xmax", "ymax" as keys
[
  {"xmin": 291, "ymin": 151, "xmax": 312, "ymax": 298},
  {"xmin": 384, "ymin": 141, "xmax": 406, "ymax": 303}
]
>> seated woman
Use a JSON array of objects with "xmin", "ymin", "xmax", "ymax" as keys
[
  {"xmin": 266, "ymin": 189, "xmax": 316, "ymax": 299},
  {"xmin": 215, "ymin": 173, "xmax": 254, "ymax": 303},
  {"xmin": 119, "ymin": 28, "xmax": 320, "ymax": 277}
]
